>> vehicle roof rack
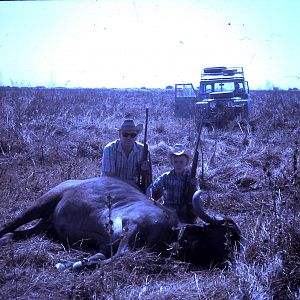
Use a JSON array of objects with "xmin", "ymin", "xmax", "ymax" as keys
[{"xmin": 201, "ymin": 67, "xmax": 244, "ymax": 80}]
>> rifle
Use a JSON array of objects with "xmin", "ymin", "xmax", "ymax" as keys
[
  {"xmin": 139, "ymin": 108, "xmax": 153, "ymax": 193},
  {"xmin": 182, "ymin": 119, "xmax": 204, "ymax": 215},
  {"xmin": 190, "ymin": 129, "xmax": 202, "ymax": 180}
]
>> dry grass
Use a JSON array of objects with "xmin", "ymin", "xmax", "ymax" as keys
[{"xmin": 0, "ymin": 87, "xmax": 300, "ymax": 299}]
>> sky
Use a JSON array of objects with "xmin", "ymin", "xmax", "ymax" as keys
[{"xmin": 0, "ymin": 0, "xmax": 299, "ymax": 90}]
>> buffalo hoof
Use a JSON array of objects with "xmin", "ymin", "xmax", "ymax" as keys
[
  {"xmin": 55, "ymin": 260, "xmax": 74, "ymax": 271},
  {"xmin": 56, "ymin": 252, "xmax": 107, "ymax": 271}
]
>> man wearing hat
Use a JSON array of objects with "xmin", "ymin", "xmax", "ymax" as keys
[
  {"xmin": 101, "ymin": 119, "xmax": 151, "ymax": 187},
  {"xmin": 148, "ymin": 144, "xmax": 199, "ymax": 223}
]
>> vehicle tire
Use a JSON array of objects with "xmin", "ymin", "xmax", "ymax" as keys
[{"xmin": 202, "ymin": 123, "xmax": 214, "ymax": 133}]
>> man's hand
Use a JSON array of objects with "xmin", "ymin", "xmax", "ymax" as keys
[{"xmin": 190, "ymin": 177, "xmax": 198, "ymax": 186}]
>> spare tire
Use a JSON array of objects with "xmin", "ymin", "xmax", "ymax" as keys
[{"xmin": 203, "ymin": 67, "xmax": 227, "ymax": 74}]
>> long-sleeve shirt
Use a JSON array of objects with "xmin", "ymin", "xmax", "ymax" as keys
[{"xmin": 101, "ymin": 139, "xmax": 145, "ymax": 183}]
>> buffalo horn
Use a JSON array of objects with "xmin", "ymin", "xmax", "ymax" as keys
[{"xmin": 192, "ymin": 190, "xmax": 224, "ymax": 225}]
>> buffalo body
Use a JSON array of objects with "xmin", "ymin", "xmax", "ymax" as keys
[{"xmin": 0, "ymin": 176, "xmax": 240, "ymax": 268}]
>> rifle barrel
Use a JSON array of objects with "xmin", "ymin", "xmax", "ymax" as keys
[
  {"xmin": 143, "ymin": 108, "xmax": 149, "ymax": 149},
  {"xmin": 140, "ymin": 107, "xmax": 152, "ymax": 193}
]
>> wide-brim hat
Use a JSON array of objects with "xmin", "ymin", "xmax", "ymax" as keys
[
  {"xmin": 117, "ymin": 119, "xmax": 143, "ymax": 134},
  {"xmin": 169, "ymin": 144, "xmax": 192, "ymax": 161}
]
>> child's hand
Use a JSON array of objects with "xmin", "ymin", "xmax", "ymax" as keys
[{"xmin": 141, "ymin": 161, "xmax": 151, "ymax": 171}]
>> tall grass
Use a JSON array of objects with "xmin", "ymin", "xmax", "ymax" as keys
[{"xmin": 0, "ymin": 88, "xmax": 299, "ymax": 299}]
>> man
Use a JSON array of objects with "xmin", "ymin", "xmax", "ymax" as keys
[
  {"xmin": 101, "ymin": 119, "xmax": 151, "ymax": 188},
  {"xmin": 148, "ymin": 144, "xmax": 199, "ymax": 223}
]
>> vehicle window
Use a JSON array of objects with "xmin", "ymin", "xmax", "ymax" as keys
[
  {"xmin": 214, "ymin": 82, "xmax": 234, "ymax": 92},
  {"xmin": 176, "ymin": 85, "xmax": 196, "ymax": 97},
  {"xmin": 204, "ymin": 84, "xmax": 213, "ymax": 93}
]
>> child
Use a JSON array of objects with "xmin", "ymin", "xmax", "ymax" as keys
[{"xmin": 148, "ymin": 144, "xmax": 199, "ymax": 223}]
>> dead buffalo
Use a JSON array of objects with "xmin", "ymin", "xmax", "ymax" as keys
[{"xmin": 0, "ymin": 176, "xmax": 240, "ymax": 269}]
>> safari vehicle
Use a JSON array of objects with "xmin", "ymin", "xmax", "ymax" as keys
[{"xmin": 175, "ymin": 67, "xmax": 251, "ymax": 126}]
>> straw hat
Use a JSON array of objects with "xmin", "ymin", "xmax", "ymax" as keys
[
  {"xmin": 169, "ymin": 144, "xmax": 192, "ymax": 161},
  {"xmin": 117, "ymin": 119, "xmax": 143, "ymax": 133}
]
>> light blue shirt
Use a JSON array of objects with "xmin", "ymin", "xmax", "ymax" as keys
[{"xmin": 101, "ymin": 139, "xmax": 145, "ymax": 182}]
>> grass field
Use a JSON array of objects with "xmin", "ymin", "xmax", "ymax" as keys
[{"xmin": 0, "ymin": 87, "xmax": 299, "ymax": 299}]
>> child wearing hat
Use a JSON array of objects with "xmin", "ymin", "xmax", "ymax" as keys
[
  {"xmin": 101, "ymin": 119, "xmax": 151, "ymax": 187},
  {"xmin": 148, "ymin": 144, "xmax": 199, "ymax": 223}
]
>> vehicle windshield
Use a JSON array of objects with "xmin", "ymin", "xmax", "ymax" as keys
[{"xmin": 202, "ymin": 81, "xmax": 244, "ymax": 93}]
